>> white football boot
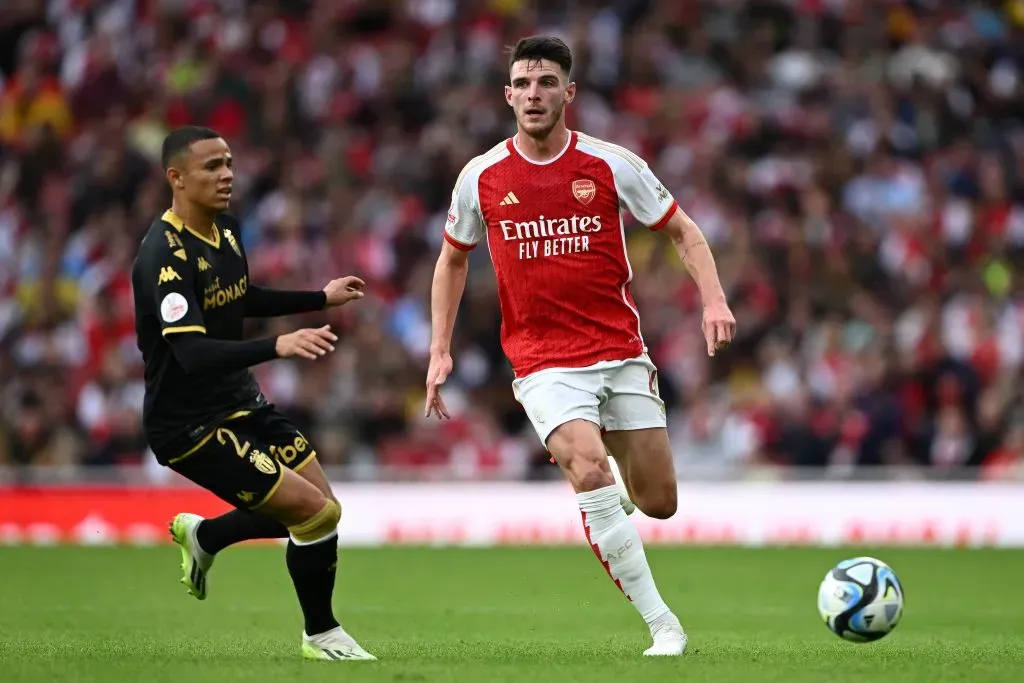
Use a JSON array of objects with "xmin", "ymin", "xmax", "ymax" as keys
[
  {"xmin": 607, "ymin": 453, "xmax": 636, "ymax": 515},
  {"xmin": 301, "ymin": 626, "xmax": 377, "ymax": 661},
  {"xmin": 644, "ymin": 616, "xmax": 688, "ymax": 656}
]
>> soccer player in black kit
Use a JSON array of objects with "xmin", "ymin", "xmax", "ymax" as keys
[{"xmin": 132, "ymin": 126, "xmax": 375, "ymax": 661}]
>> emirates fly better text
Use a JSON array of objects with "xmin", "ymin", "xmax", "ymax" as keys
[{"xmin": 498, "ymin": 214, "xmax": 601, "ymax": 260}]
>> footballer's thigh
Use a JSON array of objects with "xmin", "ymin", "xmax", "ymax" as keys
[
  {"xmin": 168, "ymin": 424, "xmax": 327, "ymax": 527},
  {"xmin": 240, "ymin": 408, "xmax": 338, "ymax": 504},
  {"xmin": 293, "ymin": 457, "xmax": 338, "ymax": 510},
  {"xmin": 244, "ymin": 408, "xmax": 319, "ymax": 474},
  {"xmin": 600, "ymin": 358, "xmax": 677, "ymax": 519},
  {"xmin": 513, "ymin": 369, "xmax": 613, "ymax": 491}
]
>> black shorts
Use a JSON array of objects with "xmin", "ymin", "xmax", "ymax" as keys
[{"xmin": 167, "ymin": 407, "xmax": 317, "ymax": 510}]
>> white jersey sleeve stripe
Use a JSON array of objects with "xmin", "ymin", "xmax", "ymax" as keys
[
  {"xmin": 444, "ymin": 142, "xmax": 511, "ymax": 249},
  {"xmin": 576, "ymin": 135, "xmax": 676, "ymax": 230},
  {"xmin": 576, "ymin": 132, "xmax": 646, "ymax": 173},
  {"xmin": 451, "ymin": 140, "xmax": 507, "ymax": 197}
]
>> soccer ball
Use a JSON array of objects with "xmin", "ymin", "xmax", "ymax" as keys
[{"xmin": 817, "ymin": 556, "xmax": 905, "ymax": 642}]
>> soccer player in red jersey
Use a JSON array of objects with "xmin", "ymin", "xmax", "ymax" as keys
[{"xmin": 425, "ymin": 36, "xmax": 736, "ymax": 656}]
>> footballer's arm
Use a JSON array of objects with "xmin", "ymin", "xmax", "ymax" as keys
[
  {"xmin": 244, "ymin": 285, "xmax": 327, "ymax": 318},
  {"xmin": 136, "ymin": 240, "xmax": 279, "ymax": 375},
  {"xmin": 244, "ymin": 277, "xmax": 365, "ymax": 317},
  {"xmin": 426, "ymin": 158, "xmax": 485, "ymax": 417},
  {"xmin": 659, "ymin": 207, "xmax": 736, "ymax": 353},
  {"xmin": 146, "ymin": 258, "xmax": 336, "ymax": 373},
  {"xmin": 424, "ymin": 240, "xmax": 471, "ymax": 418},
  {"xmin": 659, "ymin": 207, "xmax": 727, "ymax": 307},
  {"xmin": 167, "ymin": 332, "xmax": 279, "ymax": 375},
  {"xmin": 429, "ymin": 240, "xmax": 471, "ymax": 356}
]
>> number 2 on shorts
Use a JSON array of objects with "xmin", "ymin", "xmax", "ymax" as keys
[{"xmin": 216, "ymin": 427, "xmax": 251, "ymax": 458}]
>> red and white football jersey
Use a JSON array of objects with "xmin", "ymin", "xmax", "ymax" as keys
[{"xmin": 444, "ymin": 131, "xmax": 678, "ymax": 378}]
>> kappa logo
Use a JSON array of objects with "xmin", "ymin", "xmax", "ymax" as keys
[
  {"xmin": 197, "ymin": 256, "xmax": 212, "ymax": 272},
  {"xmin": 498, "ymin": 191, "xmax": 520, "ymax": 206},
  {"xmin": 158, "ymin": 266, "xmax": 182, "ymax": 285},
  {"xmin": 572, "ymin": 179, "xmax": 596, "ymax": 205}
]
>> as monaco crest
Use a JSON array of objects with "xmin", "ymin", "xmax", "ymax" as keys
[{"xmin": 572, "ymin": 179, "xmax": 597, "ymax": 205}]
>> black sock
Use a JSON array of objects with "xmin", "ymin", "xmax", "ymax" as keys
[
  {"xmin": 286, "ymin": 536, "xmax": 341, "ymax": 636},
  {"xmin": 195, "ymin": 509, "xmax": 289, "ymax": 555}
]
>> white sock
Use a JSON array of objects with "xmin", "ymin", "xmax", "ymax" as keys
[
  {"xmin": 289, "ymin": 529, "xmax": 338, "ymax": 546},
  {"xmin": 577, "ymin": 485, "xmax": 672, "ymax": 626}
]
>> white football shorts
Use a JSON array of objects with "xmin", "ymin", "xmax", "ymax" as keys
[{"xmin": 511, "ymin": 354, "xmax": 667, "ymax": 446}]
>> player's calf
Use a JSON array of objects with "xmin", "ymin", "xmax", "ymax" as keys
[
  {"xmin": 193, "ymin": 509, "xmax": 289, "ymax": 556},
  {"xmin": 633, "ymin": 485, "xmax": 677, "ymax": 520},
  {"xmin": 547, "ymin": 420, "xmax": 681, "ymax": 653},
  {"xmin": 602, "ymin": 428, "xmax": 678, "ymax": 519},
  {"xmin": 261, "ymin": 472, "xmax": 343, "ymax": 634},
  {"xmin": 285, "ymin": 497, "xmax": 343, "ymax": 636},
  {"xmin": 260, "ymin": 470, "xmax": 375, "ymax": 659},
  {"xmin": 606, "ymin": 452, "xmax": 636, "ymax": 515}
]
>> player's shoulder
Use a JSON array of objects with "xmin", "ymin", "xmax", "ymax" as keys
[
  {"xmin": 452, "ymin": 140, "xmax": 512, "ymax": 193},
  {"xmin": 135, "ymin": 212, "xmax": 187, "ymax": 266},
  {"xmin": 574, "ymin": 132, "xmax": 649, "ymax": 174}
]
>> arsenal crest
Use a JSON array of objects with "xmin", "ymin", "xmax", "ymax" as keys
[{"xmin": 572, "ymin": 179, "xmax": 596, "ymax": 205}]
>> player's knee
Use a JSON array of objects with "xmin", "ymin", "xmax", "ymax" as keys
[
  {"xmin": 565, "ymin": 448, "xmax": 610, "ymax": 491},
  {"xmin": 576, "ymin": 466, "xmax": 613, "ymax": 492},
  {"xmin": 556, "ymin": 444, "xmax": 613, "ymax": 492},
  {"xmin": 638, "ymin": 485, "xmax": 677, "ymax": 519},
  {"xmin": 288, "ymin": 497, "xmax": 341, "ymax": 544},
  {"xmin": 562, "ymin": 444, "xmax": 613, "ymax": 492}
]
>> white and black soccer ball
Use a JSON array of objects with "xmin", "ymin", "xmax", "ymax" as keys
[{"xmin": 817, "ymin": 556, "xmax": 905, "ymax": 642}]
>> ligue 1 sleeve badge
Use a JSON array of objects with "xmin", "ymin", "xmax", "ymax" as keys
[{"xmin": 572, "ymin": 179, "xmax": 596, "ymax": 205}]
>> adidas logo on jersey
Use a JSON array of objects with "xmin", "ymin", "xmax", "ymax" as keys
[{"xmin": 498, "ymin": 192, "xmax": 520, "ymax": 206}]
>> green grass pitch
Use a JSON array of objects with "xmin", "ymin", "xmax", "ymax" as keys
[{"xmin": 1, "ymin": 546, "xmax": 1022, "ymax": 682}]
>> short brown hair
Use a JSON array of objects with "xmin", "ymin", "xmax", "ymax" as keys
[{"xmin": 507, "ymin": 35, "xmax": 572, "ymax": 77}]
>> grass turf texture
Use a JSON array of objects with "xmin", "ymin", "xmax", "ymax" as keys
[{"xmin": 1, "ymin": 546, "xmax": 1021, "ymax": 683}]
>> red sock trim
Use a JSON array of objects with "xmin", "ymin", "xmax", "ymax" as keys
[{"xmin": 581, "ymin": 511, "xmax": 631, "ymax": 601}]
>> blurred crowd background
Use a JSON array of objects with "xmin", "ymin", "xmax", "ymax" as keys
[{"xmin": 1, "ymin": 0, "xmax": 1023, "ymax": 483}]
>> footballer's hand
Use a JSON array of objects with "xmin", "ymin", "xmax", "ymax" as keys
[
  {"xmin": 424, "ymin": 351, "xmax": 453, "ymax": 419},
  {"xmin": 702, "ymin": 299, "xmax": 737, "ymax": 357},
  {"xmin": 275, "ymin": 325, "xmax": 338, "ymax": 360},
  {"xmin": 323, "ymin": 276, "xmax": 365, "ymax": 307}
]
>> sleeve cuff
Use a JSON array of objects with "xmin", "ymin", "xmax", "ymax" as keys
[
  {"xmin": 444, "ymin": 232, "xmax": 476, "ymax": 251},
  {"xmin": 648, "ymin": 201, "xmax": 679, "ymax": 231},
  {"xmin": 162, "ymin": 325, "xmax": 206, "ymax": 336}
]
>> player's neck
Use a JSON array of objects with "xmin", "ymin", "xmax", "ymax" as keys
[
  {"xmin": 514, "ymin": 126, "xmax": 571, "ymax": 163},
  {"xmin": 170, "ymin": 200, "xmax": 217, "ymax": 237}
]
